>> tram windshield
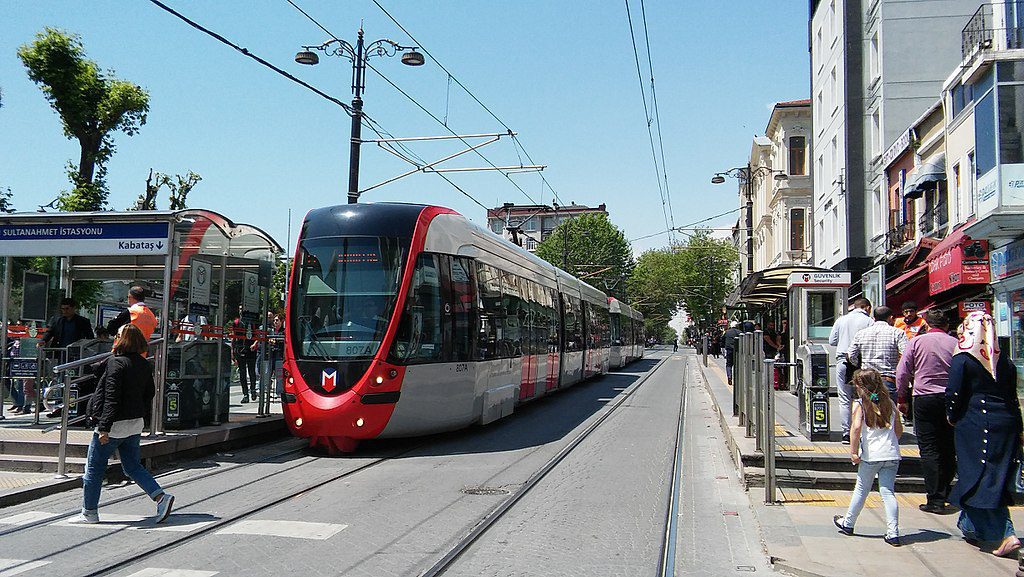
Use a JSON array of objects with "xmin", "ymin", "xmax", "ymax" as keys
[{"xmin": 291, "ymin": 236, "xmax": 405, "ymax": 360}]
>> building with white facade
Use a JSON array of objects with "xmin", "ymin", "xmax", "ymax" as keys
[
  {"xmin": 751, "ymin": 100, "xmax": 813, "ymax": 273},
  {"xmin": 485, "ymin": 202, "xmax": 607, "ymax": 253},
  {"xmin": 810, "ymin": 0, "xmax": 985, "ymax": 277}
]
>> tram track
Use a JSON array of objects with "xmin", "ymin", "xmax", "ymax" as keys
[
  {"xmin": 0, "ymin": 437, "xmax": 309, "ymax": 538},
  {"xmin": 418, "ymin": 352, "xmax": 683, "ymax": 577},
  {"xmin": 5, "ymin": 353, "xmax": 675, "ymax": 577}
]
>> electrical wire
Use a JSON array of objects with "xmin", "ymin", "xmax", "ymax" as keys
[
  {"xmin": 371, "ymin": 0, "xmax": 565, "ymax": 207},
  {"xmin": 286, "ymin": 0, "xmax": 541, "ymax": 206},
  {"xmin": 639, "ymin": 0, "xmax": 677, "ymax": 237},
  {"xmin": 624, "ymin": 0, "xmax": 672, "ymax": 242},
  {"xmin": 146, "ymin": 0, "xmax": 353, "ymax": 114},
  {"xmin": 628, "ymin": 207, "xmax": 741, "ymax": 242}
]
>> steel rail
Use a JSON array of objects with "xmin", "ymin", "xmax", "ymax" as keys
[
  {"xmin": 0, "ymin": 439, "xmax": 308, "ymax": 538},
  {"xmin": 658, "ymin": 358, "xmax": 688, "ymax": 577},
  {"xmin": 418, "ymin": 353, "xmax": 674, "ymax": 577}
]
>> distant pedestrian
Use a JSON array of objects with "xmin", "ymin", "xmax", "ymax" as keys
[
  {"xmin": 947, "ymin": 312, "xmax": 1023, "ymax": 557},
  {"xmin": 895, "ymin": 309, "xmax": 957, "ymax": 513},
  {"xmin": 71, "ymin": 324, "xmax": 174, "ymax": 525},
  {"xmin": 107, "ymin": 286, "xmax": 158, "ymax": 342},
  {"xmin": 833, "ymin": 368, "xmax": 902, "ymax": 546},
  {"xmin": 231, "ymin": 309, "xmax": 257, "ymax": 403},
  {"xmin": 39, "ymin": 297, "xmax": 94, "ymax": 349},
  {"xmin": 828, "ymin": 298, "xmax": 873, "ymax": 442},
  {"xmin": 722, "ymin": 321, "xmax": 741, "ymax": 386},
  {"xmin": 848, "ymin": 306, "xmax": 907, "ymax": 403},
  {"xmin": 894, "ymin": 301, "xmax": 928, "ymax": 340},
  {"xmin": 672, "ymin": 338, "xmax": 678, "ymax": 353}
]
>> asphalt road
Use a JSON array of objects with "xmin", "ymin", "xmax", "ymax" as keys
[{"xmin": 0, "ymin": 350, "xmax": 773, "ymax": 577}]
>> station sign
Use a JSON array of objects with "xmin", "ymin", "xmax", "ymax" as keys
[
  {"xmin": 787, "ymin": 271, "xmax": 852, "ymax": 288},
  {"xmin": 0, "ymin": 222, "xmax": 170, "ymax": 256}
]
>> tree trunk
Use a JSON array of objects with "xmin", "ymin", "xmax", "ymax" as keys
[{"xmin": 77, "ymin": 135, "xmax": 99, "ymax": 185}]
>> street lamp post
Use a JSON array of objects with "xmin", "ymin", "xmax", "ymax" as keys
[
  {"xmin": 711, "ymin": 165, "xmax": 788, "ymax": 278},
  {"xmin": 296, "ymin": 28, "xmax": 424, "ymax": 204}
]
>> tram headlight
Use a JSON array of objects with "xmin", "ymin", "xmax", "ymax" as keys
[
  {"xmin": 355, "ymin": 418, "xmax": 364, "ymax": 427},
  {"xmin": 375, "ymin": 376, "xmax": 384, "ymax": 384},
  {"xmin": 294, "ymin": 417, "xmax": 303, "ymax": 428}
]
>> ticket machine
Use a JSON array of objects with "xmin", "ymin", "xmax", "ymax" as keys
[
  {"xmin": 163, "ymin": 340, "xmax": 231, "ymax": 429},
  {"xmin": 787, "ymin": 271, "xmax": 850, "ymax": 441}
]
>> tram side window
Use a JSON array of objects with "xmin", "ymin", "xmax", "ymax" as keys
[
  {"xmin": 563, "ymin": 294, "xmax": 582, "ymax": 352},
  {"xmin": 546, "ymin": 289, "xmax": 560, "ymax": 354},
  {"xmin": 610, "ymin": 314, "xmax": 621, "ymax": 345},
  {"xmin": 448, "ymin": 256, "xmax": 477, "ymax": 362},
  {"xmin": 476, "ymin": 262, "xmax": 503, "ymax": 360},
  {"xmin": 595, "ymin": 306, "xmax": 610, "ymax": 347},
  {"xmin": 501, "ymin": 271, "xmax": 523, "ymax": 358},
  {"xmin": 390, "ymin": 253, "xmax": 443, "ymax": 364}
]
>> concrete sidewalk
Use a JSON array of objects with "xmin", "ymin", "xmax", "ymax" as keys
[{"xmin": 693, "ymin": 350, "xmax": 1023, "ymax": 577}]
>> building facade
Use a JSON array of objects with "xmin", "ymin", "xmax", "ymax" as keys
[
  {"xmin": 485, "ymin": 202, "xmax": 608, "ymax": 253},
  {"xmin": 750, "ymin": 100, "xmax": 813, "ymax": 273},
  {"xmin": 809, "ymin": 0, "xmax": 985, "ymax": 277}
]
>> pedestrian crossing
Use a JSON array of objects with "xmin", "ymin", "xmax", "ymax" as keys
[{"xmin": 0, "ymin": 559, "xmax": 50, "ymax": 577}]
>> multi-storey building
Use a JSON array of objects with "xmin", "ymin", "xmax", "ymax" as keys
[
  {"xmin": 484, "ymin": 202, "xmax": 607, "ymax": 253},
  {"xmin": 751, "ymin": 100, "xmax": 813, "ymax": 273},
  {"xmin": 809, "ymin": 0, "xmax": 984, "ymax": 277}
]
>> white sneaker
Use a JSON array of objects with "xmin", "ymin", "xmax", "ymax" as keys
[
  {"xmin": 155, "ymin": 493, "xmax": 174, "ymax": 523},
  {"xmin": 68, "ymin": 509, "xmax": 99, "ymax": 524}
]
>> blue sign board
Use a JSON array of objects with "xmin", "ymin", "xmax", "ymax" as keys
[
  {"xmin": 990, "ymin": 238, "xmax": 1024, "ymax": 282},
  {"xmin": 0, "ymin": 222, "xmax": 170, "ymax": 256}
]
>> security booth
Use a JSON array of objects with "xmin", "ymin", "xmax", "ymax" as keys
[
  {"xmin": 0, "ymin": 209, "xmax": 281, "ymax": 430},
  {"xmin": 786, "ymin": 271, "xmax": 850, "ymax": 441}
]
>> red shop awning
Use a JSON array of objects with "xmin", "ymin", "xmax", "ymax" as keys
[
  {"xmin": 926, "ymin": 220, "xmax": 989, "ymax": 295},
  {"xmin": 886, "ymin": 262, "xmax": 932, "ymax": 311}
]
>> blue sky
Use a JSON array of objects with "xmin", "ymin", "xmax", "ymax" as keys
[{"xmin": 0, "ymin": 1, "xmax": 809, "ymax": 255}]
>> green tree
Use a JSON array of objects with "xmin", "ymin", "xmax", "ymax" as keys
[
  {"xmin": 674, "ymin": 230, "xmax": 738, "ymax": 329},
  {"xmin": 18, "ymin": 28, "xmax": 149, "ymax": 211},
  {"xmin": 0, "ymin": 186, "xmax": 13, "ymax": 214},
  {"xmin": 535, "ymin": 213, "xmax": 634, "ymax": 299},
  {"xmin": 133, "ymin": 169, "xmax": 202, "ymax": 210}
]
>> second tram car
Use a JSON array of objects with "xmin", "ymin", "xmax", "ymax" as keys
[{"xmin": 282, "ymin": 203, "xmax": 643, "ymax": 452}]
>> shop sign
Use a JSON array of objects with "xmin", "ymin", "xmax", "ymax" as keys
[
  {"xmin": 787, "ymin": 271, "xmax": 852, "ymax": 288},
  {"xmin": 882, "ymin": 130, "xmax": 912, "ymax": 168},
  {"xmin": 978, "ymin": 169, "xmax": 998, "ymax": 217},
  {"xmin": 990, "ymin": 237, "xmax": 1024, "ymax": 281},
  {"xmin": 1003, "ymin": 163, "xmax": 1024, "ymax": 207},
  {"xmin": 928, "ymin": 239, "xmax": 990, "ymax": 295},
  {"xmin": 959, "ymin": 300, "xmax": 992, "ymax": 316}
]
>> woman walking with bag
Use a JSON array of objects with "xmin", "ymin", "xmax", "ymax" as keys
[
  {"xmin": 833, "ymin": 368, "xmax": 903, "ymax": 546},
  {"xmin": 70, "ymin": 324, "xmax": 174, "ymax": 524},
  {"xmin": 947, "ymin": 311, "xmax": 1023, "ymax": 557}
]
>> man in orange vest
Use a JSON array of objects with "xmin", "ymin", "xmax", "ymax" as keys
[{"xmin": 107, "ymin": 286, "xmax": 158, "ymax": 341}]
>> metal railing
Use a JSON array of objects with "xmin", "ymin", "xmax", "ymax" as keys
[
  {"xmin": 884, "ymin": 222, "xmax": 914, "ymax": 253},
  {"xmin": 962, "ymin": 3, "xmax": 1024, "ymax": 59},
  {"xmin": 730, "ymin": 330, "xmax": 796, "ymax": 504},
  {"xmin": 47, "ymin": 337, "xmax": 165, "ymax": 478}
]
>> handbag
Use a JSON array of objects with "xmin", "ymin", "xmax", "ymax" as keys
[{"xmin": 1009, "ymin": 446, "xmax": 1024, "ymax": 505}]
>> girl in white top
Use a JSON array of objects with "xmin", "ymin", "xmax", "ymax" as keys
[{"xmin": 834, "ymin": 368, "xmax": 903, "ymax": 545}]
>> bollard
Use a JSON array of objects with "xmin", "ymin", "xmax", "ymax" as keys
[
  {"xmin": 701, "ymin": 335, "xmax": 708, "ymax": 367},
  {"xmin": 763, "ymin": 358, "xmax": 777, "ymax": 504},
  {"xmin": 737, "ymin": 334, "xmax": 747, "ymax": 427},
  {"xmin": 752, "ymin": 330, "xmax": 764, "ymax": 448},
  {"xmin": 745, "ymin": 333, "xmax": 756, "ymax": 438}
]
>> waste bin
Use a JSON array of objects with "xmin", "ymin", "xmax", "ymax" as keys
[
  {"xmin": 796, "ymin": 343, "xmax": 830, "ymax": 441},
  {"xmin": 163, "ymin": 340, "xmax": 230, "ymax": 429}
]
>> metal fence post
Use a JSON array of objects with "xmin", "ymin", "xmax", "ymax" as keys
[
  {"xmin": 701, "ymin": 334, "xmax": 708, "ymax": 366},
  {"xmin": 741, "ymin": 334, "xmax": 749, "ymax": 428},
  {"xmin": 752, "ymin": 330, "xmax": 764, "ymax": 447},
  {"xmin": 764, "ymin": 358, "xmax": 778, "ymax": 504},
  {"xmin": 55, "ymin": 369, "xmax": 72, "ymax": 478}
]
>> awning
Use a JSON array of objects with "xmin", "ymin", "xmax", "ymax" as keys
[
  {"xmin": 925, "ymin": 219, "xmax": 989, "ymax": 295},
  {"xmin": 725, "ymin": 265, "xmax": 836, "ymax": 307},
  {"xmin": 903, "ymin": 152, "xmax": 946, "ymax": 199}
]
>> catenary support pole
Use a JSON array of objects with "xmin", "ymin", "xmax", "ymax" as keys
[{"xmin": 764, "ymin": 358, "xmax": 778, "ymax": 504}]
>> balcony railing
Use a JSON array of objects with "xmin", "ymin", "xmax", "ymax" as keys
[
  {"xmin": 885, "ymin": 223, "xmax": 914, "ymax": 253},
  {"xmin": 963, "ymin": 3, "xmax": 1024, "ymax": 59}
]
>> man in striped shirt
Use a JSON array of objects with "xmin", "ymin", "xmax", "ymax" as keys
[{"xmin": 847, "ymin": 306, "xmax": 908, "ymax": 402}]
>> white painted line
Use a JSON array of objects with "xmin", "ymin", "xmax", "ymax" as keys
[
  {"xmin": 124, "ymin": 569, "xmax": 218, "ymax": 577},
  {"xmin": 0, "ymin": 559, "xmax": 51, "ymax": 577},
  {"xmin": 147, "ymin": 520, "xmax": 215, "ymax": 533},
  {"xmin": 53, "ymin": 513, "xmax": 146, "ymax": 529},
  {"xmin": 0, "ymin": 511, "xmax": 55, "ymax": 526},
  {"xmin": 216, "ymin": 520, "xmax": 348, "ymax": 540}
]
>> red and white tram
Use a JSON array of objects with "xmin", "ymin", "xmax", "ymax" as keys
[{"xmin": 282, "ymin": 203, "xmax": 643, "ymax": 452}]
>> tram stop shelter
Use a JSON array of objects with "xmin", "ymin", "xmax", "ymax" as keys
[{"xmin": 0, "ymin": 210, "xmax": 284, "ymax": 489}]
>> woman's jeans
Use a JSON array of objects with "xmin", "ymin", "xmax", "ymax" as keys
[
  {"xmin": 82, "ymin": 433, "xmax": 163, "ymax": 512},
  {"xmin": 841, "ymin": 459, "xmax": 900, "ymax": 538},
  {"xmin": 959, "ymin": 504, "xmax": 1016, "ymax": 543}
]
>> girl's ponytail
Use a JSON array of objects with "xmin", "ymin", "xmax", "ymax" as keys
[{"xmin": 851, "ymin": 369, "xmax": 894, "ymax": 429}]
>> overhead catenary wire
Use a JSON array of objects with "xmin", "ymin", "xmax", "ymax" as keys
[
  {"xmin": 146, "ymin": 0, "xmax": 353, "ymax": 114},
  {"xmin": 286, "ymin": 0, "xmax": 541, "ymax": 206},
  {"xmin": 371, "ymin": 0, "xmax": 566, "ymax": 208},
  {"xmin": 639, "ymin": 0, "xmax": 677, "ymax": 238},
  {"xmin": 629, "ymin": 207, "xmax": 741, "ymax": 242}
]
